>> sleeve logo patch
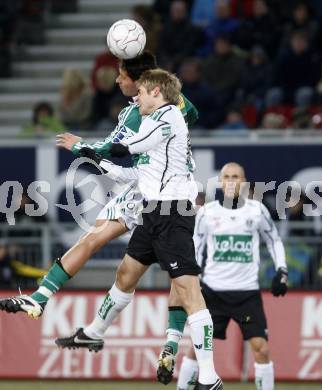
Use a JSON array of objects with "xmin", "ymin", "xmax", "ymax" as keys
[{"xmin": 162, "ymin": 126, "xmax": 171, "ymax": 136}]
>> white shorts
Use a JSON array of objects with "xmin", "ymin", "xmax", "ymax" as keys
[{"xmin": 96, "ymin": 182, "xmax": 143, "ymax": 230}]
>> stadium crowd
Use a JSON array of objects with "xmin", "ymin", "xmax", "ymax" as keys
[
  {"xmin": 2, "ymin": 0, "xmax": 322, "ymax": 133},
  {"xmin": 56, "ymin": 0, "xmax": 322, "ymax": 132}
]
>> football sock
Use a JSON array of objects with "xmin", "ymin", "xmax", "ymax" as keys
[
  {"xmin": 188, "ymin": 309, "xmax": 218, "ymax": 385},
  {"xmin": 164, "ymin": 306, "xmax": 187, "ymax": 355},
  {"xmin": 177, "ymin": 356, "xmax": 199, "ymax": 389},
  {"xmin": 254, "ymin": 361, "xmax": 274, "ymax": 390},
  {"xmin": 31, "ymin": 259, "xmax": 70, "ymax": 304},
  {"xmin": 84, "ymin": 283, "xmax": 134, "ymax": 339}
]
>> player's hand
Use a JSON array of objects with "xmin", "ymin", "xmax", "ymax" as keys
[
  {"xmin": 109, "ymin": 142, "xmax": 129, "ymax": 157},
  {"xmin": 79, "ymin": 147, "xmax": 103, "ymax": 165},
  {"xmin": 271, "ymin": 267, "xmax": 288, "ymax": 296},
  {"xmin": 56, "ymin": 132, "xmax": 82, "ymax": 150}
]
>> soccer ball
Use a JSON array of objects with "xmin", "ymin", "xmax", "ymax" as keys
[{"xmin": 107, "ymin": 19, "xmax": 146, "ymax": 60}]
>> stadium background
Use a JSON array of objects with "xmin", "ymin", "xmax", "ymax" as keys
[{"xmin": 0, "ymin": 0, "xmax": 322, "ymax": 388}]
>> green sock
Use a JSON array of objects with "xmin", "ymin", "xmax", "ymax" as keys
[
  {"xmin": 31, "ymin": 259, "xmax": 71, "ymax": 304},
  {"xmin": 165, "ymin": 306, "xmax": 188, "ymax": 355}
]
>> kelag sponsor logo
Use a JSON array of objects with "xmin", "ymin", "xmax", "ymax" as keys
[{"xmin": 213, "ymin": 234, "xmax": 253, "ymax": 263}]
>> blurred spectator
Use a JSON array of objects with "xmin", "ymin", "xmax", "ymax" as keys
[
  {"xmin": 0, "ymin": 1, "xmax": 20, "ymax": 77},
  {"xmin": 153, "ymin": 0, "xmax": 193, "ymax": 22},
  {"xmin": 91, "ymin": 50, "xmax": 118, "ymax": 91},
  {"xmin": 281, "ymin": 1, "xmax": 319, "ymax": 49},
  {"xmin": 157, "ymin": 0, "xmax": 202, "ymax": 70},
  {"xmin": 221, "ymin": 107, "xmax": 248, "ymax": 130},
  {"xmin": 280, "ymin": 193, "xmax": 314, "ymax": 237},
  {"xmin": 312, "ymin": 112, "xmax": 322, "ymax": 130},
  {"xmin": 266, "ymin": 30, "xmax": 321, "ymax": 107},
  {"xmin": 197, "ymin": 0, "xmax": 240, "ymax": 57},
  {"xmin": 50, "ymin": 0, "xmax": 77, "ymax": 13},
  {"xmin": 15, "ymin": 0, "xmax": 47, "ymax": 45},
  {"xmin": 58, "ymin": 68, "xmax": 93, "ymax": 130},
  {"xmin": 132, "ymin": 5, "xmax": 161, "ymax": 53},
  {"xmin": 268, "ymin": 0, "xmax": 302, "ymax": 24},
  {"xmin": 238, "ymin": 45, "xmax": 272, "ymax": 111},
  {"xmin": 202, "ymin": 34, "xmax": 245, "ymax": 121},
  {"xmin": 261, "ymin": 112, "xmax": 286, "ymax": 129},
  {"xmin": 0, "ymin": 244, "xmax": 14, "ymax": 288},
  {"xmin": 191, "ymin": 0, "xmax": 216, "ymax": 27},
  {"xmin": 0, "ymin": 242, "xmax": 48, "ymax": 289},
  {"xmin": 91, "ymin": 66, "xmax": 122, "ymax": 127},
  {"xmin": 179, "ymin": 58, "xmax": 218, "ymax": 128},
  {"xmin": 310, "ymin": 0, "xmax": 322, "ymax": 19},
  {"xmin": 291, "ymin": 107, "xmax": 313, "ymax": 129},
  {"xmin": 236, "ymin": 0, "xmax": 279, "ymax": 57},
  {"xmin": 21, "ymin": 102, "xmax": 66, "ymax": 137},
  {"xmin": 230, "ymin": 0, "xmax": 254, "ymax": 18}
]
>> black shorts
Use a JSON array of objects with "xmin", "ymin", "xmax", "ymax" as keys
[
  {"xmin": 201, "ymin": 282, "xmax": 268, "ymax": 340},
  {"xmin": 126, "ymin": 200, "xmax": 201, "ymax": 278}
]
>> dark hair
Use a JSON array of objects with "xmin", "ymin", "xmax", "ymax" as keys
[
  {"xmin": 32, "ymin": 102, "xmax": 54, "ymax": 124},
  {"xmin": 120, "ymin": 51, "xmax": 157, "ymax": 81}
]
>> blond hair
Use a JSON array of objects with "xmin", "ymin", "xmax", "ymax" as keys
[
  {"xmin": 62, "ymin": 68, "xmax": 88, "ymax": 102},
  {"xmin": 137, "ymin": 68, "xmax": 182, "ymax": 105}
]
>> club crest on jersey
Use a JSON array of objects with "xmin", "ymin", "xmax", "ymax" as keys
[
  {"xmin": 246, "ymin": 218, "xmax": 254, "ymax": 228},
  {"xmin": 212, "ymin": 217, "xmax": 221, "ymax": 228}
]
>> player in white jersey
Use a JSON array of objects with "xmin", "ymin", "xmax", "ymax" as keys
[
  {"xmin": 59, "ymin": 69, "xmax": 223, "ymax": 390},
  {"xmin": 177, "ymin": 162, "xmax": 288, "ymax": 390}
]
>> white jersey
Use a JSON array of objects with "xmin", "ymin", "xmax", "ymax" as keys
[
  {"xmin": 194, "ymin": 199, "xmax": 287, "ymax": 291},
  {"xmin": 120, "ymin": 104, "xmax": 197, "ymax": 202}
]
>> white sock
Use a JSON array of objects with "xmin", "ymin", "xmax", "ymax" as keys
[
  {"xmin": 188, "ymin": 309, "xmax": 219, "ymax": 385},
  {"xmin": 254, "ymin": 361, "xmax": 274, "ymax": 390},
  {"xmin": 177, "ymin": 356, "xmax": 199, "ymax": 390},
  {"xmin": 84, "ymin": 284, "xmax": 134, "ymax": 339},
  {"xmin": 166, "ymin": 328, "xmax": 183, "ymax": 345}
]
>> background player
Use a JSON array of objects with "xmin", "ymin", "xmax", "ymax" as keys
[{"xmin": 177, "ymin": 162, "xmax": 288, "ymax": 390}]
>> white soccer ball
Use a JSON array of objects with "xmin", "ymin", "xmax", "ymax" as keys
[{"xmin": 107, "ymin": 19, "xmax": 146, "ymax": 60}]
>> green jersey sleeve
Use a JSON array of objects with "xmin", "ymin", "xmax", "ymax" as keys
[
  {"xmin": 71, "ymin": 104, "xmax": 142, "ymax": 158},
  {"xmin": 178, "ymin": 94, "xmax": 199, "ymax": 128}
]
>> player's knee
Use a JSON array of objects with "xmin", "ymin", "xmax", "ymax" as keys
[
  {"xmin": 78, "ymin": 232, "xmax": 105, "ymax": 253},
  {"xmin": 115, "ymin": 262, "xmax": 135, "ymax": 292},
  {"xmin": 252, "ymin": 339, "xmax": 270, "ymax": 363},
  {"xmin": 171, "ymin": 284, "xmax": 191, "ymax": 311}
]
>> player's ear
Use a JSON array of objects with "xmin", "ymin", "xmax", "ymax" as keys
[{"xmin": 153, "ymin": 85, "xmax": 160, "ymax": 97}]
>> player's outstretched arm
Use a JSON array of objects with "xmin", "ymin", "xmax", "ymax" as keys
[
  {"xmin": 56, "ymin": 132, "xmax": 82, "ymax": 151},
  {"xmin": 56, "ymin": 129, "xmax": 120, "ymax": 159},
  {"xmin": 79, "ymin": 147, "xmax": 138, "ymax": 184}
]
